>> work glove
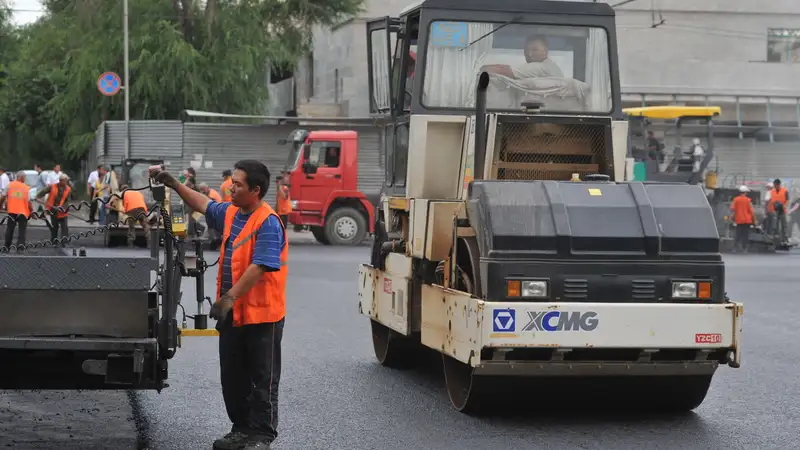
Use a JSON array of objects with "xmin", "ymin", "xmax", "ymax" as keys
[
  {"xmin": 210, "ymin": 293, "xmax": 235, "ymax": 322},
  {"xmin": 148, "ymin": 166, "xmax": 179, "ymax": 190}
]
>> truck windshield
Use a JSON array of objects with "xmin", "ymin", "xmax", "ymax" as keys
[
  {"xmin": 422, "ymin": 21, "xmax": 612, "ymax": 114},
  {"xmin": 286, "ymin": 142, "xmax": 304, "ymax": 171}
]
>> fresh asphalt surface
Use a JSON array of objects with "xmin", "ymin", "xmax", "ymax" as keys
[{"xmin": 0, "ymin": 242, "xmax": 797, "ymax": 450}]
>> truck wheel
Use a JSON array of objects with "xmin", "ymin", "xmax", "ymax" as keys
[
  {"xmin": 311, "ymin": 226, "xmax": 330, "ymax": 245},
  {"xmin": 371, "ymin": 320, "xmax": 416, "ymax": 369},
  {"xmin": 324, "ymin": 207, "xmax": 367, "ymax": 246}
]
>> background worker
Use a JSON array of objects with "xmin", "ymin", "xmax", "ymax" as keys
[
  {"xmin": 199, "ymin": 183, "xmax": 223, "ymax": 249},
  {"xmin": 150, "ymin": 160, "xmax": 287, "ymax": 450},
  {"xmin": 86, "ymin": 165, "xmax": 100, "ymax": 223},
  {"xmin": 768, "ymin": 178, "xmax": 789, "ymax": 245},
  {"xmin": 37, "ymin": 173, "xmax": 72, "ymax": 243},
  {"xmin": 0, "ymin": 171, "xmax": 33, "ymax": 250},
  {"xmin": 275, "ymin": 173, "xmax": 291, "ymax": 226},
  {"xmin": 730, "ymin": 185, "xmax": 755, "ymax": 253},
  {"xmin": 221, "ymin": 169, "xmax": 233, "ymax": 202},
  {"xmin": 120, "ymin": 184, "xmax": 150, "ymax": 247}
]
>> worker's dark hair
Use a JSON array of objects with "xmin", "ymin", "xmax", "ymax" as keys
[
  {"xmin": 526, "ymin": 35, "xmax": 548, "ymax": 47},
  {"xmin": 97, "ymin": 164, "xmax": 103, "ymax": 170},
  {"xmin": 222, "ymin": 169, "xmax": 232, "ymax": 178},
  {"xmin": 186, "ymin": 167, "xmax": 196, "ymax": 176},
  {"xmin": 234, "ymin": 159, "xmax": 270, "ymax": 200},
  {"xmin": 774, "ymin": 178, "xmax": 782, "ymax": 185}
]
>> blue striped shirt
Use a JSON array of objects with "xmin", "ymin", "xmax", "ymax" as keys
[{"xmin": 205, "ymin": 201, "xmax": 286, "ymax": 295}]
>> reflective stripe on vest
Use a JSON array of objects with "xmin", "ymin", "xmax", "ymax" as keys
[
  {"xmin": 216, "ymin": 202, "xmax": 288, "ymax": 326},
  {"xmin": 46, "ymin": 184, "xmax": 71, "ymax": 219},
  {"xmin": 6, "ymin": 181, "xmax": 31, "ymax": 217}
]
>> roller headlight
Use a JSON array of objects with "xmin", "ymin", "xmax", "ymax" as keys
[
  {"xmin": 671, "ymin": 281, "xmax": 712, "ymax": 300},
  {"xmin": 507, "ymin": 280, "xmax": 549, "ymax": 298}
]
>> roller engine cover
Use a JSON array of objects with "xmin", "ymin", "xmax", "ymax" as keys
[{"xmin": 465, "ymin": 180, "xmax": 724, "ymax": 303}]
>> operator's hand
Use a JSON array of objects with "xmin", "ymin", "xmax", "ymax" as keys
[
  {"xmin": 148, "ymin": 165, "xmax": 179, "ymax": 189},
  {"xmin": 210, "ymin": 293, "xmax": 235, "ymax": 322}
]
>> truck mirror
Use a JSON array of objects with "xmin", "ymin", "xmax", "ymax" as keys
[{"xmin": 302, "ymin": 162, "xmax": 318, "ymax": 174}]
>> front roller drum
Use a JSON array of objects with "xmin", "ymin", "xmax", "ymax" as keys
[
  {"xmin": 370, "ymin": 320, "xmax": 417, "ymax": 369},
  {"xmin": 442, "ymin": 354, "xmax": 714, "ymax": 415}
]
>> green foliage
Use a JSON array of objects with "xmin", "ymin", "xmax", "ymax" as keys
[{"xmin": 0, "ymin": 0, "xmax": 364, "ymax": 169}]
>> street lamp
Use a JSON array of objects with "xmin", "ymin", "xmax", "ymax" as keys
[{"xmin": 123, "ymin": 0, "xmax": 130, "ymax": 160}]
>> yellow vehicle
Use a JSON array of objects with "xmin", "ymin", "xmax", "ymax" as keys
[{"xmin": 624, "ymin": 105, "xmax": 721, "ymax": 185}]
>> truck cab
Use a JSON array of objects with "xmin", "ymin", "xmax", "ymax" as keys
[{"xmin": 281, "ymin": 129, "xmax": 376, "ymax": 245}]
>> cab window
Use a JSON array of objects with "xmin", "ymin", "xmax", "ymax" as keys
[{"xmin": 309, "ymin": 141, "xmax": 341, "ymax": 168}]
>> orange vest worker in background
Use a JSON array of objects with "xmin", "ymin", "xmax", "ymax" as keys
[
  {"xmin": 121, "ymin": 186, "xmax": 151, "ymax": 247},
  {"xmin": 38, "ymin": 173, "xmax": 72, "ymax": 243},
  {"xmin": 122, "ymin": 189, "xmax": 148, "ymax": 214},
  {"xmin": 150, "ymin": 160, "xmax": 287, "ymax": 450},
  {"xmin": 221, "ymin": 169, "xmax": 233, "ymax": 202},
  {"xmin": 731, "ymin": 185, "xmax": 754, "ymax": 253},
  {"xmin": 276, "ymin": 178, "xmax": 291, "ymax": 226},
  {"xmin": 1, "ymin": 173, "xmax": 33, "ymax": 249}
]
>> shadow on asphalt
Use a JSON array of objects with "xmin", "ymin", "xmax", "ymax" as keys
[{"xmin": 370, "ymin": 344, "xmax": 709, "ymax": 431}]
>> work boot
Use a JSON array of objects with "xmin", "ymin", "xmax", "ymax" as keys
[
  {"xmin": 241, "ymin": 439, "xmax": 271, "ymax": 450},
  {"xmin": 212, "ymin": 431, "xmax": 248, "ymax": 450}
]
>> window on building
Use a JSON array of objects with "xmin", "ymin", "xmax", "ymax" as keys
[
  {"xmin": 308, "ymin": 141, "xmax": 341, "ymax": 168},
  {"xmin": 767, "ymin": 28, "xmax": 800, "ymax": 63}
]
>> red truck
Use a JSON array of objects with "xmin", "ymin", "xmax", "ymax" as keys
[{"xmin": 279, "ymin": 129, "xmax": 378, "ymax": 245}]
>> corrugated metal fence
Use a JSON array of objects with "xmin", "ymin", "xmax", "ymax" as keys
[{"xmin": 90, "ymin": 120, "xmax": 385, "ymax": 208}]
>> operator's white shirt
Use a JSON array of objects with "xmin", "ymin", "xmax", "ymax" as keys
[{"xmin": 0, "ymin": 173, "xmax": 9, "ymax": 192}]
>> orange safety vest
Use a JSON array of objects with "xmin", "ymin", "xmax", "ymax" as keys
[
  {"xmin": 46, "ymin": 184, "xmax": 71, "ymax": 219},
  {"xmin": 768, "ymin": 187, "xmax": 788, "ymax": 213},
  {"xmin": 216, "ymin": 202, "xmax": 288, "ymax": 326},
  {"xmin": 221, "ymin": 178, "xmax": 233, "ymax": 202},
  {"xmin": 730, "ymin": 195, "xmax": 753, "ymax": 225},
  {"xmin": 208, "ymin": 188, "xmax": 222, "ymax": 203},
  {"xmin": 123, "ymin": 190, "xmax": 148, "ymax": 214},
  {"xmin": 5, "ymin": 180, "xmax": 31, "ymax": 218},
  {"xmin": 276, "ymin": 185, "xmax": 291, "ymax": 215}
]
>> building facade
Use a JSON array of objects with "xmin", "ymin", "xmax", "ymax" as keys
[{"xmin": 268, "ymin": 0, "xmax": 800, "ymax": 182}]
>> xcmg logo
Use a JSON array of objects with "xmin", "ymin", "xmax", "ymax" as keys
[{"xmin": 521, "ymin": 311, "xmax": 599, "ymax": 332}]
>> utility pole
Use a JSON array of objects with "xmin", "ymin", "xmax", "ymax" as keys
[{"xmin": 123, "ymin": 0, "xmax": 130, "ymax": 160}]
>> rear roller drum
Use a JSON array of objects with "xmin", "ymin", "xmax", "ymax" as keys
[
  {"xmin": 640, "ymin": 375, "xmax": 713, "ymax": 412},
  {"xmin": 442, "ymin": 354, "xmax": 504, "ymax": 415},
  {"xmin": 370, "ymin": 320, "xmax": 417, "ymax": 369}
]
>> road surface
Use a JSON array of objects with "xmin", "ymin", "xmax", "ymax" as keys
[{"xmin": 0, "ymin": 246, "xmax": 796, "ymax": 450}]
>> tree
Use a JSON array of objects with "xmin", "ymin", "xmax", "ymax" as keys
[{"xmin": 0, "ymin": 0, "xmax": 364, "ymax": 168}]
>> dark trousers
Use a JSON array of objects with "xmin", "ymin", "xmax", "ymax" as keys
[
  {"xmin": 89, "ymin": 188, "xmax": 97, "ymax": 222},
  {"xmin": 218, "ymin": 314, "xmax": 284, "ymax": 442},
  {"xmin": 279, "ymin": 215, "xmax": 288, "ymax": 227},
  {"xmin": 49, "ymin": 216, "xmax": 69, "ymax": 242},
  {"xmin": 4, "ymin": 214, "xmax": 28, "ymax": 248},
  {"xmin": 734, "ymin": 224, "xmax": 750, "ymax": 252}
]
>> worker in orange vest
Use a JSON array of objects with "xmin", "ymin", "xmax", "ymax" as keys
[
  {"xmin": 730, "ymin": 185, "xmax": 755, "ymax": 253},
  {"xmin": 767, "ymin": 178, "xmax": 789, "ymax": 244},
  {"xmin": 199, "ymin": 183, "xmax": 223, "ymax": 248},
  {"xmin": 150, "ymin": 160, "xmax": 287, "ymax": 450},
  {"xmin": 1, "ymin": 171, "xmax": 33, "ymax": 250},
  {"xmin": 120, "ymin": 184, "xmax": 151, "ymax": 247},
  {"xmin": 36, "ymin": 173, "xmax": 72, "ymax": 243},
  {"xmin": 275, "ymin": 172, "xmax": 291, "ymax": 226},
  {"xmin": 221, "ymin": 169, "xmax": 233, "ymax": 202}
]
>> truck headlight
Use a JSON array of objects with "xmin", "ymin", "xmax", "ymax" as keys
[
  {"xmin": 290, "ymin": 200, "xmax": 298, "ymax": 209},
  {"xmin": 671, "ymin": 281, "xmax": 712, "ymax": 299},
  {"xmin": 507, "ymin": 280, "xmax": 548, "ymax": 298}
]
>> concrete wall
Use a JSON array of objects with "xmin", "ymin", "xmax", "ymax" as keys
[{"xmin": 270, "ymin": 0, "xmax": 800, "ymax": 118}]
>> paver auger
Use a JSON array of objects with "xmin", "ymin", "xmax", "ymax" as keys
[
  {"xmin": 358, "ymin": 0, "xmax": 743, "ymax": 414},
  {"xmin": 0, "ymin": 181, "xmax": 218, "ymax": 390}
]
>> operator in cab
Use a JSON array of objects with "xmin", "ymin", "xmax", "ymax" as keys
[
  {"xmin": 730, "ymin": 185, "xmax": 755, "ymax": 253},
  {"xmin": 120, "ymin": 184, "xmax": 151, "ymax": 247},
  {"xmin": 480, "ymin": 35, "xmax": 564, "ymax": 79},
  {"xmin": 1, "ymin": 171, "xmax": 33, "ymax": 251},
  {"xmin": 275, "ymin": 173, "xmax": 291, "ymax": 226},
  {"xmin": 36, "ymin": 173, "xmax": 72, "ymax": 243},
  {"xmin": 150, "ymin": 160, "xmax": 287, "ymax": 450}
]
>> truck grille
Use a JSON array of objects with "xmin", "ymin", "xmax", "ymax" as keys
[
  {"xmin": 631, "ymin": 279, "xmax": 657, "ymax": 301},
  {"xmin": 563, "ymin": 278, "xmax": 588, "ymax": 301},
  {"xmin": 493, "ymin": 118, "xmax": 611, "ymax": 181}
]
